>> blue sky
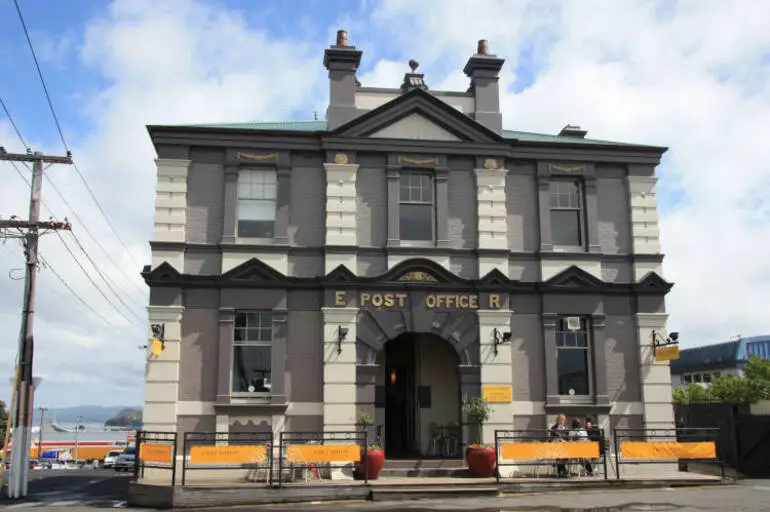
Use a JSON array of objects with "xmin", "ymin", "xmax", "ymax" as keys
[{"xmin": 1, "ymin": 0, "xmax": 769, "ymax": 408}]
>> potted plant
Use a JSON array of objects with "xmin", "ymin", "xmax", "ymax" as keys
[
  {"xmin": 353, "ymin": 411, "xmax": 385, "ymax": 480},
  {"xmin": 463, "ymin": 396, "xmax": 496, "ymax": 477}
]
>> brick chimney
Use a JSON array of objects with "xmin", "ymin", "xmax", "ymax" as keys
[
  {"xmin": 323, "ymin": 29, "xmax": 363, "ymax": 129},
  {"xmin": 463, "ymin": 39, "xmax": 505, "ymax": 134}
]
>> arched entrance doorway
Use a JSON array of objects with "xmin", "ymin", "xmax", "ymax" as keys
[{"xmin": 375, "ymin": 332, "xmax": 461, "ymax": 458}]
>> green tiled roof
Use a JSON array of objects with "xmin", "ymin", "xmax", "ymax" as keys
[{"xmin": 173, "ymin": 120, "xmax": 653, "ymax": 148}]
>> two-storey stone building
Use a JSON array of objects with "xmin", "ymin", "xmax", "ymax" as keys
[{"xmin": 141, "ymin": 32, "xmax": 676, "ymax": 457}]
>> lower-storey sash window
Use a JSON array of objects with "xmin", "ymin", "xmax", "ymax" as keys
[
  {"xmin": 555, "ymin": 316, "xmax": 591, "ymax": 396},
  {"xmin": 232, "ymin": 312, "xmax": 273, "ymax": 393}
]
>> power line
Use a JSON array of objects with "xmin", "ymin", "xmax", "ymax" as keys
[
  {"xmin": 7, "ymin": 161, "xmax": 145, "ymax": 322},
  {"xmin": 52, "ymin": 230, "xmax": 143, "ymax": 328},
  {"xmin": 43, "ymin": 174, "xmax": 148, "ymax": 299},
  {"xmin": 12, "ymin": 0, "xmax": 67, "ymax": 152},
  {"xmin": 38, "ymin": 254, "xmax": 115, "ymax": 327},
  {"xmin": 12, "ymin": 0, "xmax": 145, "ymax": 273},
  {"xmin": 0, "ymin": 96, "xmax": 28, "ymax": 150}
]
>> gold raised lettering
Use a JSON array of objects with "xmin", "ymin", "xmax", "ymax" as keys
[
  {"xmin": 469, "ymin": 295, "xmax": 478, "ymax": 309},
  {"xmin": 489, "ymin": 294, "xmax": 500, "ymax": 309},
  {"xmin": 371, "ymin": 294, "xmax": 383, "ymax": 307},
  {"xmin": 459, "ymin": 295, "xmax": 469, "ymax": 308},
  {"xmin": 335, "ymin": 291, "xmax": 346, "ymax": 306},
  {"xmin": 360, "ymin": 293, "xmax": 371, "ymax": 307},
  {"xmin": 396, "ymin": 293, "xmax": 408, "ymax": 307},
  {"xmin": 425, "ymin": 295, "xmax": 437, "ymax": 308},
  {"xmin": 383, "ymin": 294, "xmax": 395, "ymax": 307}
]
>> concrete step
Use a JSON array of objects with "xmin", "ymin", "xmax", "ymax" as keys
[{"xmin": 381, "ymin": 458, "xmax": 467, "ymax": 478}]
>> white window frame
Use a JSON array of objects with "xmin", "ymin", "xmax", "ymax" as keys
[
  {"xmin": 236, "ymin": 168, "xmax": 277, "ymax": 241},
  {"xmin": 398, "ymin": 171, "xmax": 435, "ymax": 246},
  {"xmin": 549, "ymin": 178, "xmax": 586, "ymax": 250},
  {"xmin": 231, "ymin": 311, "xmax": 273, "ymax": 396},
  {"xmin": 555, "ymin": 315, "xmax": 593, "ymax": 397}
]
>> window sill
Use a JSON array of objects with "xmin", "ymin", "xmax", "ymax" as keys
[
  {"xmin": 234, "ymin": 237, "xmax": 277, "ymax": 245},
  {"xmin": 230, "ymin": 393, "xmax": 272, "ymax": 403},
  {"xmin": 552, "ymin": 245, "xmax": 588, "ymax": 253},
  {"xmin": 397, "ymin": 241, "xmax": 436, "ymax": 249}
]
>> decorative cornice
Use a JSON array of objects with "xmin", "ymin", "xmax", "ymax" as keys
[{"xmin": 141, "ymin": 258, "xmax": 673, "ymax": 296}]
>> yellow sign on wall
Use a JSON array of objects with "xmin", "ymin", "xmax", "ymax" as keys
[
  {"xmin": 620, "ymin": 441, "xmax": 716, "ymax": 460},
  {"xmin": 286, "ymin": 444, "xmax": 361, "ymax": 463},
  {"xmin": 655, "ymin": 345, "xmax": 680, "ymax": 362},
  {"xmin": 140, "ymin": 444, "xmax": 173, "ymax": 464},
  {"xmin": 501, "ymin": 441, "xmax": 599, "ymax": 460},
  {"xmin": 482, "ymin": 385, "xmax": 512, "ymax": 403},
  {"xmin": 189, "ymin": 445, "xmax": 268, "ymax": 464}
]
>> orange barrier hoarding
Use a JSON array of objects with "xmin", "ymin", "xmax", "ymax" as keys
[
  {"xmin": 286, "ymin": 444, "xmax": 360, "ymax": 463},
  {"xmin": 140, "ymin": 444, "xmax": 173, "ymax": 464},
  {"xmin": 189, "ymin": 445, "xmax": 268, "ymax": 464},
  {"xmin": 620, "ymin": 441, "xmax": 716, "ymax": 460},
  {"xmin": 500, "ymin": 441, "xmax": 600, "ymax": 460}
]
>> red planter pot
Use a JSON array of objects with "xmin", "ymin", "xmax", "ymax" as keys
[
  {"xmin": 353, "ymin": 448, "xmax": 385, "ymax": 480},
  {"xmin": 465, "ymin": 446, "xmax": 496, "ymax": 478}
]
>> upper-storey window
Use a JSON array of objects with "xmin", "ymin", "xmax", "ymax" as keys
[
  {"xmin": 399, "ymin": 172, "xmax": 434, "ymax": 242},
  {"xmin": 237, "ymin": 169, "xmax": 276, "ymax": 239},
  {"xmin": 549, "ymin": 179, "xmax": 584, "ymax": 247}
]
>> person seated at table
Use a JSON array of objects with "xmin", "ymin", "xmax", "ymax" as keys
[
  {"xmin": 549, "ymin": 414, "xmax": 569, "ymax": 477},
  {"xmin": 584, "ymin": 417, "xmax": 603, "ymax": 476}
]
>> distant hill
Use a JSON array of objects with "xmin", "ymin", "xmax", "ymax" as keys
[{"xmin": 32, "ymin": 406, "xmax": 141, "ymax": 425}]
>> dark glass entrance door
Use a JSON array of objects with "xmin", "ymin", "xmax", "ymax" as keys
[{"xmin": 384, "ymin": 335, "xmax": 417, "ymax": 458}]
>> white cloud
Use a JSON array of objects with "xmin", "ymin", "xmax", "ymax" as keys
[{"xmin": 2, "ymin": 0, "xmax": 769, "ymax": 408}]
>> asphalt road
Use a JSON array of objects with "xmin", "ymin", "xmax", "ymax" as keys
[
  {"xmin": 0, "ymin": 474, "xmax": 768, "ymax": 511},
  {"xmin": 0, "ymin": 468, "xmax": 131, "ymax": 509}
]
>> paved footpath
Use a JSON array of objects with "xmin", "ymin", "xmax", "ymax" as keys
[{"xmin": 1, "ymin": 476, "xmax": 768, "ymax": 511}]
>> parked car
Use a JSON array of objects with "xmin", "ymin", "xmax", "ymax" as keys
[
  {"xmin": 102, "ymin": 450, "xmax": 123, "ymax": 469},
  {"xmin": 114, "ymin": 447, "xmax": 136, "ymax": 472}
]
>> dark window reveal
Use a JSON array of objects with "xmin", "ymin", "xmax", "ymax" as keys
[
  {"xmin": 232, "ymin": 312, "xmax": 273, "ymax": 393},
  {"xmin": 549, "ymin": 180, "xmax": 583, "ymax": 247},
  {"xmin": 399, "ymin": 172, "xmax": 434, "ymax": 242},
  {"xmin": 555, "ymin": 316, "xmax": 590, "ymax": 396},
  {"xmin": 237, "ymin": 169, "xmax": 277, "ymax": 238}
]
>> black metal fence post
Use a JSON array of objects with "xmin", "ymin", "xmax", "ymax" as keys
[
  {"xmin": 181, "ymin": 433, "xmax": 188, "ymax": 487},
  {"xmin": 170, "ymin": 433, "xmax": 178, "ymax": 488},
  {"xmin": 613, "ymin": 429, "xmax": 620, "ymax": 480},
  {"xmin": 277, "ymin": 433, "xmax": 284, "ymax": 489},
  {"xmin": 364, "ymin": 431, "xmax": 369, "ymax": 485}
]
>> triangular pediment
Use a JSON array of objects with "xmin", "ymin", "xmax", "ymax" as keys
[
  {"xmin": 143, "ymin": 261, "xmax": 181, "ymax": 282},
  {"xmin": 545, "ymin": 265, "xmax": 604, "ymax": 289},
  {"xmin": 369, "ymin": 113, "xmax": 461, "ymax": 141},
  {"xmin": 636, "ymin": 272, "xmax": 674, "ymax": 293},
  {"xmin": 333, "ymin": 88, "xmax": 502, "ymax": 143},
  {"xmin": 222, "ymin": 258, "xmax": 287, "ymax": 282},
  {"xmin": 478, "ymin": 268, "xmax": 511, "ymax": 286},
  {"xmin": 325, "ymin": 264, "xmax": 357, "ymax": 282}
]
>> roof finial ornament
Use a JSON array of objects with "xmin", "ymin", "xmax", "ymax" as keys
[
  {"xmin": 409, "ymin": 59, "xmax": 419, "ymax": 72},
  {"xmin": 477, "ymin": 39, "xmax": 490, "ymax": 56},
  {"xmin": 336, "ymin": 29, "xmax": 349, "ymax": 47}
]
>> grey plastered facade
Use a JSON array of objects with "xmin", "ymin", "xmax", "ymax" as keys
[{"xmin": 141, "ymin": 34, "xmax": 677, "ymax": 452}]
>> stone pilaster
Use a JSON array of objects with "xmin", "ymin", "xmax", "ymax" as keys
[
  {"xmin": 151, "ymin": 159, "xmax": 190, "ymax": 271},
  {"xmin": 477, "ymin": 309, "xmax": 514, "ymax": 445},
  {"xmin": 475, "ymin": 164, "xmax": 509, "ymax": 276},
  {"xmin": 324, "ymin": 160, "xmax": 359, "ymax": 274},
  {"xmin": 143, "ymin": 306, "xmax": 184, "ymax": 433},
  {"xmin": 635, "ymin": 313, "xmax": 675, "ymax": 431},
  {"xmin": 322, "ymin": 307, "xmax": 359, "ymax": 432},
  {"xmin": 627, "ymin": 174, "xmax": 663, "ymax": 280}
]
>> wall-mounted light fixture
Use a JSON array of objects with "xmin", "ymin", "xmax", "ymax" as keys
[
  {"xmin": 337, "ymin": 326, "xmax": 349, "ymax": 354},
  {"xmin": 150, "ymin": 323, "xmax": 165, "ymax": 356},
  {"xmin": 493, "ymin": 328, "xmax": 512, "ymax": 355},
  {"xmin": 652, "ymin": 330, "xmax": 680, "ymax": 362},
  {"xmin": 390, "ymin": 370, "xmax": 397, "ymax": 385}
]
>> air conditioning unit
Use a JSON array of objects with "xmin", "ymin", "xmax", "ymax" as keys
[{"xmin": 565, "ymin": 316, "xmax": 582, "ymax": 331}]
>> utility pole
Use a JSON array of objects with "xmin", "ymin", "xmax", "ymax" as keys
[
  {"xmin": 1, "ymin": 147, "xmax": 73, "ymax": 499},
  {"xmin": 74, "ymin": 416, "xmax": 81, "ymax": 464},
  {"xmin": 37, "ymin": 407, "xmax": 46, "ymax": 459}
]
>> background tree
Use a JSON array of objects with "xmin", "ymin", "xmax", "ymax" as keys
[
  {"xmin": 0, "ymin": 400, "xmax": 7, "ymax": 435},
  {"xmin": 672, "ymin": 355, "xmax": 770, "ymax": 405}
]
